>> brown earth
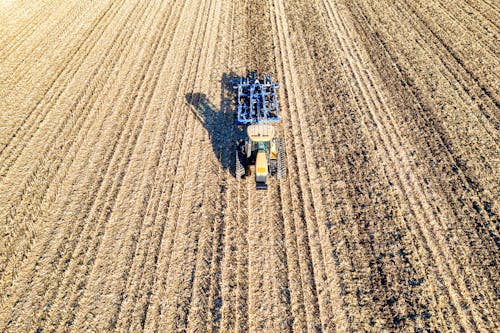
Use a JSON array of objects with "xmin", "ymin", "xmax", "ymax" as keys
[{"xmin": 0, "ymin": 0, "xmax": 498, "ymax": 332}]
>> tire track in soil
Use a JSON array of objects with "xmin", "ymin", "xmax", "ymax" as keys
[
  {"xmin": 246, "ymin": 184, "xmax": 268, "ymax": 332},
  {"xmin": 323, "ymin": 2, "xmax": 480, "ymax": 330},
  {"xmin": 219, "ymin": 3, "xmax": 250, "ymax": 331},
  {"xmin": 353, "ymin": 0, "xmax": 499, "ymax": 316},
  {"xmin": 234, "ymin": 182, "xmax": 250, "ymax": 333},
  {"xmin": 217, "ymin": 3, "xmax": 241, "ymax": 332},
  {"xmin": 268, "ymin": 183, "xmax": 295, "ymax": 331},
  {"xmin": 242, "ymin": 0, "xmax": 296, "ymax": 331},
  {"xmin": 113, "ymin": 0, "xmax": 225, "ymax": 330},
  {"xmin": 336, "ymin": 0, "xmax": 492, "ymax": 330},
  {"xmin": 282, "ymin": 2, "xmax": 391, "ymax": 329},
  {"xmin": 179, "ymin": 2, "xmax": 223, "ymax": 324},
  {"xmin": 140, "ymin": 69, "xmax": 201, "ymax": 333},
  {"xmin": 322, "ymin": 0, "xmax": 490, "ymax": 330},
  {"xmin": 266, "ymin": 4, "xmax": 320, "ymax": 331},
  {"xmin": 298, "ymin": 2, "xmax": 461, "ymax": 330},
  {"xmin": 147, "ymin": 4, "xmax": 215, "ymax": 332},
  {"xmin": 247, "ymin": 185, "xmax": 291, "ymax": 332},
  {"xmin": 273, "ymin": 0, "xmax": 354, "ymax": 331},
  {"xmin": 352, "ymin": 0, "xmax": 500, "ymax": 240},
  {"xmin": 314, "ymin": 2, "xmax": 458, "ymax": 330},
  {"xmin": 1, "ymin": 0, "xmax": 498, "ymax": 330},
  {"xmin": 275, "ymin": 174, "xmax": 310, "ymax": 332},
  {"xmin": 0, "ymin": 0, "xmax": 145, "ymax": 314},
  {"xmin": 0, "ymin": 0, "xmax": 131, "ymax": 262},
  {"xmin": 220, "ymin": 177, "xmax": 250, "ymax": 332},
  {"xmin": 183, "ymin": 1, "xmax": 231, "ymax": 331}
]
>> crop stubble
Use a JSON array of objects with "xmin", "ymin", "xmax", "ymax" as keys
[{"xmin": 0, "ymin": 0, "xmax": 498, "ymax": 332}]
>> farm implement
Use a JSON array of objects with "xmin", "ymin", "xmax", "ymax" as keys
[{"xmin": 234, "ymin": 72, "xmax": 286, "ymax": 190}]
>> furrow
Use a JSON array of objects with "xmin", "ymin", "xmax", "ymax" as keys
[
  {"xmin": 218, "ymin": 3, "xmax": 248, "ymax": 332},
  {"xmin": 51, "ymin": 1, "xmax": 180, "ymax": 330},
  {"xmin": 268, "ymin": 4, "xmax": 324, "ymax": 332},
  {"xmin": 401, "ymin": 0, "xmax": 499, "ymax": 132},
  {"xmin": 282, "ymin": 1, "xmax": 434, "ymax": 330},
  {"xmin": 53, "ymin": 2, "xmax": 195, "ymax": 330},
  {"xmin": 273, "ymin": 0, "xmax": 353, "ymax": 330},
  {"xmin": 107, "ymin": 0, "xmax": 198, "ymax": 329},
  {"xmin": 266, "ymin": 3, "xmax": 321, "ymax": 332},
  {"xmin": 355, "ymin": 0, "xmax": 498, "ymax": 314},
  {"xmin": 462, "ymin": 0, "xmax": 500, "ymax": 30},
  {"xmin": 183, "ymin": 1, "xmax": 230, "ymax": 331},
  {"xmin": 324, "ymin": 0, "xmax": 491, "ymax": 329},
  {"xmin": 154, "ymin": 0, "xmax": 222, "ymax": 329},
  {"xmin": 436, "ymin": 0, "xmax": 499, "ymax": 54},
  {"xmin": 128, "ymin": 0, "xmax": 218, "ymax": 330},
  {"xmin": 0, "ymin": 0, "xmax": 141, "ymax": 294},
  {"xmin": 0, "ymin": 0, "xmax": 71, "ymax": 62},
  {"xmin": 348, "ymin": 0, "xmax": 499, "ymax": 317},
  {"xmin": 0, "ymin": 0, "xmax": 134, "ymax": 294},
  {"xmin": 324, "ymin": 2, "xmax": 481, "ymax": 329},
  {"xmin": 0, "ymin": 0, "xmax": 45, "ymax": 32},
  {"xmin": 0, "ymin": 0, "xmax": 121, "ymax": 169},
  {"xmin": 0, "ymin": 0, "xmax": 160, "ymax": 326},
  {"xmin": 0, "ymin": 0, "xmax": 53, "ymax": 61}
]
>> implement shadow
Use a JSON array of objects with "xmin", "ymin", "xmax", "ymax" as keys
[{"xmin": 185, "ymin": 72, "xmax": 246, "ymax": 176}]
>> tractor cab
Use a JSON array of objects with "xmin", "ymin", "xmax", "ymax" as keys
[{"xmin": 245, "ymin": 124, "xmax": 276, "ymax": 190}]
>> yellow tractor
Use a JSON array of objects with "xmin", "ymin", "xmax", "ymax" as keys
[
  {"xmin": 236, "ymin": 124, "xmax": 286, "ymax": 189},
  {"xmin": 234, "ymin": 72, "xmax": 286, "ymax": 189}
]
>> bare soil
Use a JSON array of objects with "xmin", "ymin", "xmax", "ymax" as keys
[{"xmin": 0, "ymin": 0, "xmax": 498, "ymax": 331}]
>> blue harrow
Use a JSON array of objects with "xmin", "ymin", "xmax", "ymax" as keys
[{"xmin": 233, "ymin": 72, "xmax": 280, "ymax": 125}]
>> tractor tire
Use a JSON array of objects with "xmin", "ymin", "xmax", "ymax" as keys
[
  {"xmin": 236, "ymin": 147, "xmax": 246, "ymax": 180},
  {"xmin": 277, "ymin": 138, "xmax": 286, "ymax": 180}
]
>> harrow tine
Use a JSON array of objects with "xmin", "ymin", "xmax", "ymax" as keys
[{"xmin": 234, "ymin": 72, "xmax": 280, "ymax": 125}]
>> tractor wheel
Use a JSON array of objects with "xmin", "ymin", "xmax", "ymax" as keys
[
  {"xmin": 277, "ymin": 138, "xmax": 286, "ymax": 179},
  {"xmin": 236, "ymin": 145, "xmax": 246, "ymax": 180}
]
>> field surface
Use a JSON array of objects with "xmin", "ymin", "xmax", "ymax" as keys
[{"xmin": 0, "ymin": 0, "xmax": 499, "ymax": 332}]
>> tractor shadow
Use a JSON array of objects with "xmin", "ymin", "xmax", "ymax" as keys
[{"xmin": 185, "ymin": 72, "xmax": 246, "ymax": 176}]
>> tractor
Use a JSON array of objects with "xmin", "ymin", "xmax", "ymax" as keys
[{"xmin": 234, "ymin": 72, "xmax": 286, "ymax": 190}]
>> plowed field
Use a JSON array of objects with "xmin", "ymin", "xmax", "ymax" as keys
[{"xmin": 1, "ymin": 0, "xmax": 498, "ymax": 332}]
